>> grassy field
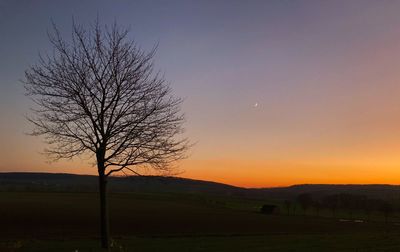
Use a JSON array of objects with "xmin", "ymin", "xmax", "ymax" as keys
[
  {"xmin": 4, "ymin": 233, "xmax": 400, "ymax": 252},
  {"xmin": 1, "ymin": 191, "xmax": 400, "ymax": 251}
]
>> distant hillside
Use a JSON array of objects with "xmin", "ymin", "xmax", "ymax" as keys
[
  {"xmin": 0, "ymin": 172, "xmax": 244, "ymax": 196},
  {"xmin": 1, "ymin": 172, "xmax": 400, "ymax": 200},
  {"xmin": 255, "ymin": 184, "xmax": 400, "ymax": 200}
]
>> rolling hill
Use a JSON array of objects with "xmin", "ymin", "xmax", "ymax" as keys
[{"xmin": 1, "ymin": 172, "xmax": 400, "ymax": 200}]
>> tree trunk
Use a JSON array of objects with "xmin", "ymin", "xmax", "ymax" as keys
[{"xmin": 98, "ymin": 171, "xmax": 110, "ymax": 249}]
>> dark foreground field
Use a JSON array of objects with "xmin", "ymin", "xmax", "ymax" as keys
[{"xmin": 1, "ymin": 191, "xmax": 400, "ymax": 251}]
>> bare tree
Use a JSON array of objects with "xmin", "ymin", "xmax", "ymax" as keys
[
  {"xmin": 296, "ymin": 193, "xmax": 313, "ymax": 215},
  {"xmin": 24, "ymin": 21, "xmax": 188, "ymax": 249}
]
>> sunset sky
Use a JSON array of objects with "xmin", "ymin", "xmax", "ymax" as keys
[{"xmin": 2, "ymin": 0, "xmax": 400, "ymax": 187}]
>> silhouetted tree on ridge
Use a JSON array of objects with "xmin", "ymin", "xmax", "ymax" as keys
[
  {"xmin": 379, "ymin": 201, "xmax": 394, "ymax": 223},
  {"xmin": 284, "ymin": 199, "xmax": 294, "ymax": 215},
  {"xmin": 296, "ymin": 193, "xmax": 313, "ymax": 215},
  {"xmin": 24, "ymin": 20, "xmax": 188, "ymax": 249},
  {"xmin": 322, "ymin": 194, "xmax": 339, "ymax": 218}
]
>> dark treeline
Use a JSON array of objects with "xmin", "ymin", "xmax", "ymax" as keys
[{"xmin": 283, "ymin": 192, "xmax": 398, "ymax": 223}]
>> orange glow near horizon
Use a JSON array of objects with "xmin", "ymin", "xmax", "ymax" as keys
[
  {"xmin": 4, "ymin": 156, "xmax": 400, "ymax": 188},
  {"xmin": 179, "ymin": 159, "xmax": 400, "ymax": 188}
]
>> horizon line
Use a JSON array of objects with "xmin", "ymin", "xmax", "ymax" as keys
[{"xmin": 1, "ymin": 171, "xmax": 400, "ymax": 189}]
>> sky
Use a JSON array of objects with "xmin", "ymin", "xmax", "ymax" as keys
[{"xmin": 2, "ymin": 0, "xmax": 400, "ymax": 187}]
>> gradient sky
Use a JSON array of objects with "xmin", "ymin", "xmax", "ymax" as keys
[{"xmin": 2, "ymin": 0, "xmax": 400, "ymax": 187}]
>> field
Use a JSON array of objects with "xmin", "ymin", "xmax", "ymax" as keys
[{"xmin": 1, "ymin": 191, "xmax": 400, "ymax": 251}]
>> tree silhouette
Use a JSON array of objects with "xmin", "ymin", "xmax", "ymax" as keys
[
  {"xmin": 284, "ymin": 200, "xmax": 293, "ymax": 215},
  {"xmin": 24, "ymin": 21, "xmax": 188, "ymax": 249},
  {"xmin": 312, "ymin": 200, "xmax": 321, "ymax": 217},
  {"xmin": 296, "ymin": 193, "xmax": 313, "ymax": 215},
  {"xmin": 379, "ymin": 201, "xmax": 394, "ymax": 223},
  {"xmin": 322, "ymin": 194, "xmax": 339, "ymax": 218}
]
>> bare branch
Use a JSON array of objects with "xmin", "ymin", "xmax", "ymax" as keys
[{"xmin": 25, "ymin": 21, "xmax": 189, "ymax": 176}]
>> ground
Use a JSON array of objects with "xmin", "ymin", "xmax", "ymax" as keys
[{"xmin": 1, "ymin": 191, "xmax": 400, "ymax": 251}]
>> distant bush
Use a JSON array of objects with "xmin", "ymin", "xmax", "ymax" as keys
[{"xmin": 260, "ymin": 204, "xmax": 278, "ymax": 214}]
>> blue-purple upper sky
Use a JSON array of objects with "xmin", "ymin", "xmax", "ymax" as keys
[{"xmin": 2, "ymin": 0, "xmax": 400, "ymax": 186}]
